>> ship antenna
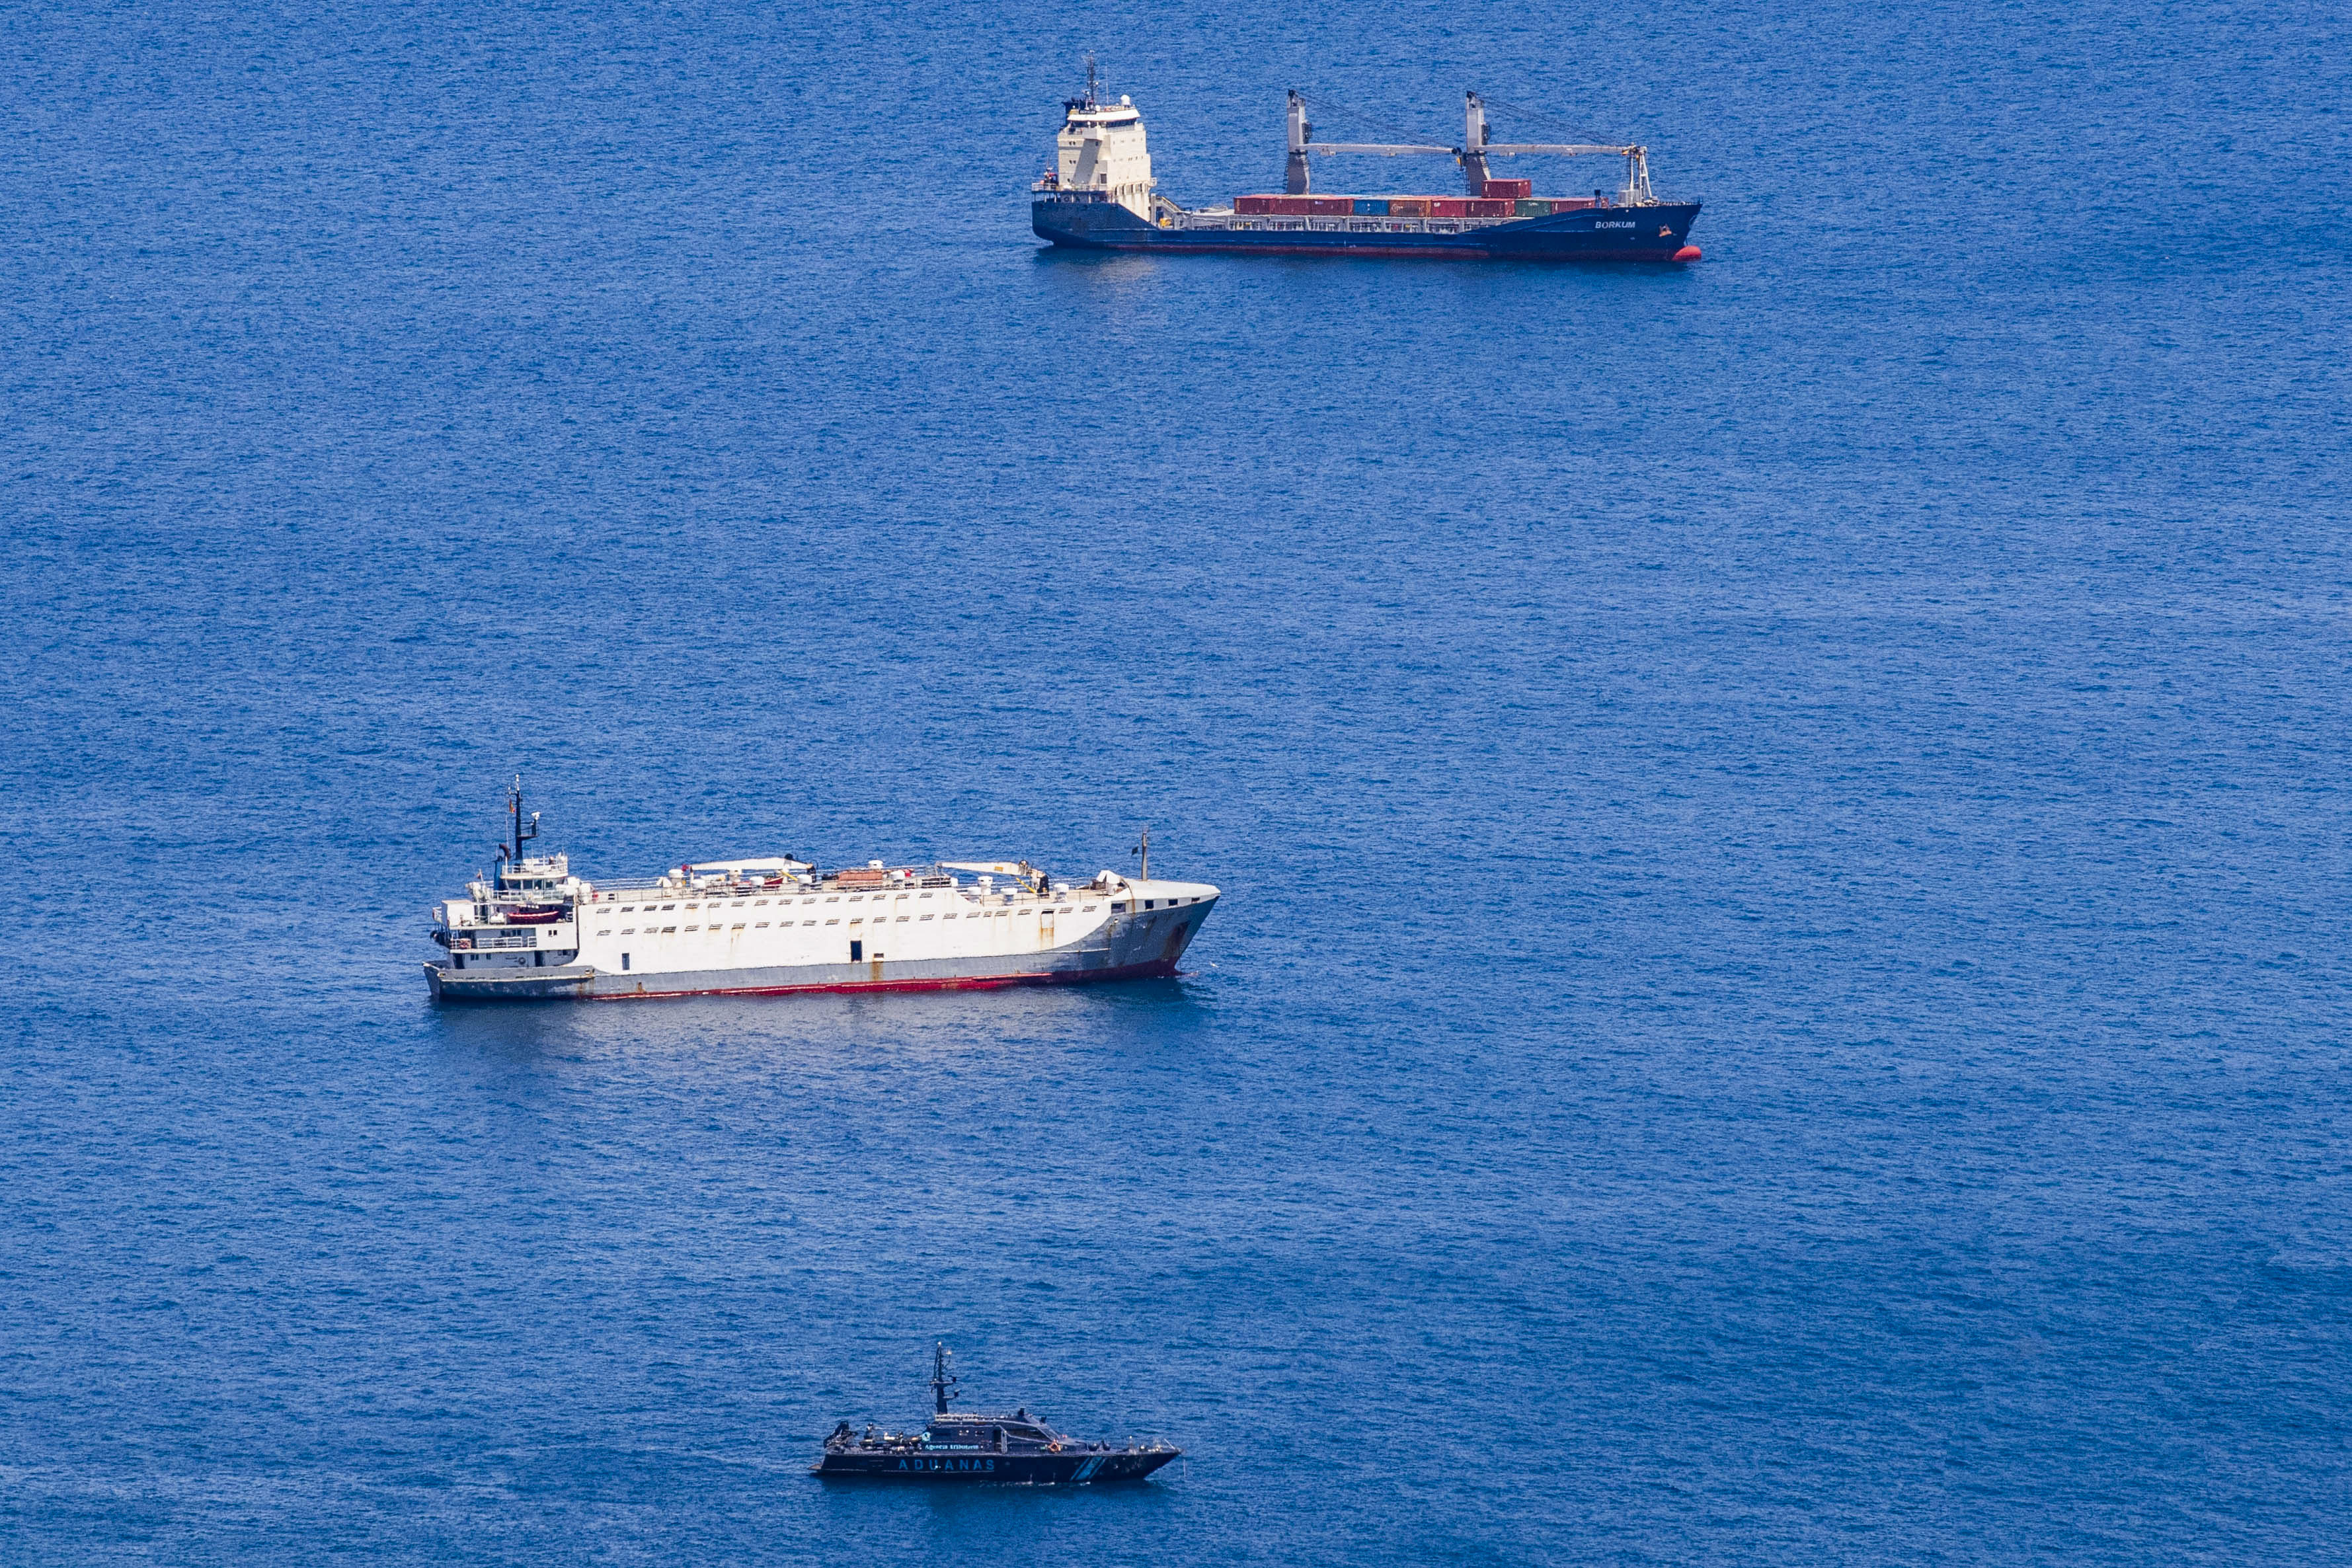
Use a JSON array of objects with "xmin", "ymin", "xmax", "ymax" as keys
[
  {"xmin": 1132, "ymin": 824, "xmax": 1150, "ymax": 882},
  {"xmin": 508, "ymin": 774, "xmax": 541, "ymax": 874},
  {"xmin": 931, "ymin": 1342, "xmax": 959, "ymax": 1415},
  {"xmin": 1083, "ymin": 51, "xmax": 1098, "ymax": 108}
]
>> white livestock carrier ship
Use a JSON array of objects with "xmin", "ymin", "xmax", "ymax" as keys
[{"xmin": 423, "ymin": 783, "xmax": 1220, "ymax": 1002}]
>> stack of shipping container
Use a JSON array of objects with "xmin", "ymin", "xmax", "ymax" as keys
[{"xmin": 1234, "ymin": 186, "xmax": 1603, "ymax": 220}]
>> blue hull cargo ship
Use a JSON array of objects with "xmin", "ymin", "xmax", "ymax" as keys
[{"xmin": 1033, "ymin": 69, "xmax": 1702, "ymax": 262}]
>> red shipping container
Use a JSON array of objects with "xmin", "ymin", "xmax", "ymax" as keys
[
  {"xmin": 1388, "ymin": 197, "xmax": 1432, "ymax": 216},
  {"xmin": 1236, "ymin": 195, "xmax": 1274, "ymax": 214},
  {"xmin": 1481, "ymin": 178, "xmax": 1532, "ymax": 200},
  {"xmin": 1468, "ymin": 198, "xmax": 1510, "ymax": 217},
  {"xmin": 1312, "ymin": 197, "xmax": 1354, "ymax": 215},
  {"xmin": 1431, "ymin": 198, "xmax": 1470, "ymax": 217}
]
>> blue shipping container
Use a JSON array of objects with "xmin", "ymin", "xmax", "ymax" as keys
[{"xmin": 1352, "ymin": 198, "xmax": 1390, "ymax": 216}]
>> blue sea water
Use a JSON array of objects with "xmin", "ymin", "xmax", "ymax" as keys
[{"xmin": 5, "ymin": 0, "xmax": 2350, "ymax": 1560}]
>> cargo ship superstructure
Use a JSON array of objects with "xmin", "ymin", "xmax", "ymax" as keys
[
  {"xmin": 423, "ymin": 783, "xmax": 1218, "ymax": 1003},
  {"xmin": 1033, "ymin": 69, "xmax": 1702, "ymax": 261}
]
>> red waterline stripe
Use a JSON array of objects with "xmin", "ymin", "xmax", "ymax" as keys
[
  {"xmin": 1091, "ymin": 243, "xmax": 1487, "ymax": 258},
  {"xmin": 1083, "ymin": 243, "xmax": 1690, "ymax": 262},
  {"xmin": 593, "ymin": 959, "xmax": 1181, "ymax": 1001}
]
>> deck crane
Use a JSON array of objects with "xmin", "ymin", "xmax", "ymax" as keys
[{"xmin": 1284, "ymin": 89, "xmax": 1656, "ymax": 206}]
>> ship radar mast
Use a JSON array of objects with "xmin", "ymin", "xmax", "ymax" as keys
[
  {"xmin": 1064, "ymin": 51, "xmax": 1101, "ymax": 115},
  {"xmin": 930, "ymin": 1342, "xmax": 960, "ymax": 1415},
  {"xmin": 501, "ymin": 775, "xmax": 540, "ymax": 879}
]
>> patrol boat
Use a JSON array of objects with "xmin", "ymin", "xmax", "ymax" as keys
[
  {"xmin": 422, "ymin": 781, "xmax": 1218, "ymax": 1002},
  {"xmin": 814, "ymin": 1345, "xmax": 1180, "ymax": 1484}
]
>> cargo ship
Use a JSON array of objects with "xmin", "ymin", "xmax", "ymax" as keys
[
  {"xmin": 1032, "ymin": 67, "xmax": 1701, "ymax": 262},
  {"xmin": 422, "ymin": 781, "xmax": 1218, "ymax": 1002}
]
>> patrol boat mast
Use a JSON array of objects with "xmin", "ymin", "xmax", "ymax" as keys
[{"xmin": 931, "ymin": 1342, "xmax": 960, "ymax": 1415}]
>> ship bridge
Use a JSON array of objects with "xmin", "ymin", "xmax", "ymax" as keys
[{"xmin": 1041, "ymin": 57, "xmax": 1156, "ymax": 219}]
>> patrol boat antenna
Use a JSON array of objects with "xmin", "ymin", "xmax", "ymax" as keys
[{"xmin": 931, "ymin": 1342, "xmax": 960, "ymax": 1415}]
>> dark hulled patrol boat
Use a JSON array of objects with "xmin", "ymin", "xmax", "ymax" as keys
[{"xmin": 814, "ymin": 1345, "xmax": 1180, "ymax": 1484}]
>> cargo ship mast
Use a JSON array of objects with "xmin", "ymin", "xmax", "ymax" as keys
[{"xmin": 1285, "ymin": 88, "xmax": 1656, "ymax": 203}]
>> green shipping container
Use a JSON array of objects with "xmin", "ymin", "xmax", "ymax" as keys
[{"xmin": 1515, "ymin": 199, "xmax": 1553, "ymax": 216}]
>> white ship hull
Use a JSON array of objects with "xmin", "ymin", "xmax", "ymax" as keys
[
  {"xmin": 424, "ymin": 795, "xmax": 1218, "ymax": 1005},
  {"xmin": 424, "ymin": 888, "xmax": 1214, "ymax": 1003}
]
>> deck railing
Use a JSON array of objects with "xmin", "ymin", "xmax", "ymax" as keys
[
  {"xmin": 450, "ymin": 929, "xmax": 541, "ymax": 951},
  {"xmin": 461, "ymin": 865, "xmax": 1117, "ymax": 919},
  {"xmin": 1181, "ymin": 214, "xmax": 1507, "ymax": 235}
]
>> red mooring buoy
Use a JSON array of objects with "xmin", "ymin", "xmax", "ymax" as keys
[{"xmin": 1673, "ymin": 245, "xmax": 1702, "ymax": 262}]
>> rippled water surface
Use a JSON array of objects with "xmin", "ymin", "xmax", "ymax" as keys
[{"xmin": 5, "ymin": 0, "xmax": 2349, "ymax": 1561}]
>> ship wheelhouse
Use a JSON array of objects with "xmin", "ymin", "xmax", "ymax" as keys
[
  {"xmin": 1040, "ymin": 59, "xmax": 1155, "ymax": 218},
  {"xmin": 921, "ymin": 1410, "xmax": 1062, "ymax": 1452},
  {"xmin": 428, "ymin": 779, "xmax": 592, "ymax": 974}
]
